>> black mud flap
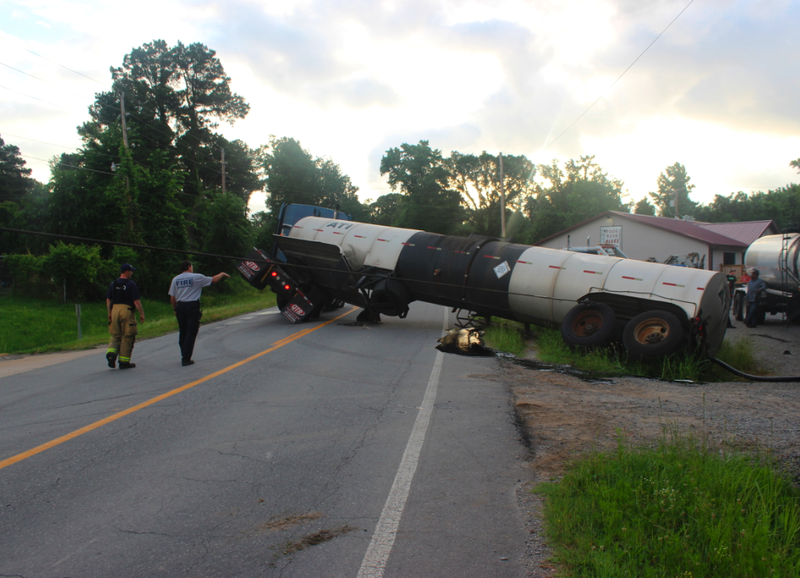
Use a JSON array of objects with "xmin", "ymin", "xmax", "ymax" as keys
[
  {"xmin": 237, "ymin": 248, "xmax": 274, "ymax": 290},
  {"xmin": 281, "ymin": 287, "xmax": 328, "ymax": 323}
]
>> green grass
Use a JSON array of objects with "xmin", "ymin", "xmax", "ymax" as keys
[
  {"xmin": 483, "ymin": 318, "xmax": 764, "ymax": 382},
  {"xmin": 0, "ymin": 277, "xmax": 277, "ymax": 355},
  {"xmin": 535, "ymin": 431, "xmax": 800, "ymax": 577},
  {"xmin": 483, "ymin": 321, "xmax": 527, "ymax": 356}
]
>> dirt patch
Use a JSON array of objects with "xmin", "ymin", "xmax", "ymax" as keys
[
  {"xmin": 505, "ymin": 315, "xmax": 800, "ymax": 576},
  {"xmin": 279, "ymin": 525, "xmax": 357, "ymax": 555},
  {"xmin": 263, "ymin": 511, "xmax": 323, "ymax": 531}
]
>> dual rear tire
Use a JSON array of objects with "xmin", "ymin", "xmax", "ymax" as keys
[{"xmin": 561, "ymin": 304, "xmax": 684, "ymax": 359}]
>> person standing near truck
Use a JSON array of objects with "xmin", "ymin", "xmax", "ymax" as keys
[
  {"xmin": 106, "ymin": 263, "xmax": 145, "ymax": 369},
  {"xmin": 726, "ymin": 270, "xmax": 737, "ymax": 328},
  {"xmin": 168, "ymin": 261, "xmax": 229, "ymax": 366},
  {"xmin": 745, "ymin": 269, "xmax": 768, "ymax": 328}
]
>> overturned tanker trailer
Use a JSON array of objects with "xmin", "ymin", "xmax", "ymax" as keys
[{"xmin": 237, "ymin": 216, "xmax": 730, "ymax": 359}]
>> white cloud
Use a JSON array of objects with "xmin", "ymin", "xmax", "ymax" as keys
[{"xmin": 1, "ymin": 0, "xmax": 797, "ymax": 212}]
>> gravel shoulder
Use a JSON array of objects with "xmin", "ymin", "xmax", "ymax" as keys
[{"xmin": 507, "ymin": 314, "xmax": 800, "ymax": 576}]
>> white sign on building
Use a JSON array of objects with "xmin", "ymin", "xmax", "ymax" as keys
[{"xmin": 600, "ymin": 226, "xmax": 622, "ymax": 247}]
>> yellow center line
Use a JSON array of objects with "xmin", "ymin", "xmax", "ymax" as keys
[{"xmin": 0, "ymin": 306, "xmax": 358, "ymax": 471}]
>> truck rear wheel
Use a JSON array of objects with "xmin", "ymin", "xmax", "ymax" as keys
[
  {"xmin": 623, "ymin": 310, "xmax": 683, "ymax": 359},
  {"xmin": 560, "ymin": 302, "xmax": 616, "ymax": 349}
]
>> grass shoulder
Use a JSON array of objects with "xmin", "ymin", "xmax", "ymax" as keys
[
  {"xmin": 535, "ymin": 430, "xmax": 800, "ymax": 577},
  {"xmin": 0, "ymin": 278, "xmax": 276, "ymax": 355},
  {"xmin": 482, "ymin": 318, "xmax": 763, "ymax": 382}
]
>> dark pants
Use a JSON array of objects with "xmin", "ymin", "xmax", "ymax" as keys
[
  {"xmin": 176, "ymin": 301, "xmax": 201, "ymax": 361},
  {"xmin": 745, "ymin": 300, "xmax": 759, "ymax": 327}
]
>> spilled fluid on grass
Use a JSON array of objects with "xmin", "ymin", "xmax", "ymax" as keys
[{"xmin": 435, "ymin": 326, "xmax": 616, "ymax": 383}]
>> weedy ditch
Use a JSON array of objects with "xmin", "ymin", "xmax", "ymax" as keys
[
  {"xmin": 474, "ymin": 319, "xmax": 765, "ymax": 383},
  {"xmin": 535, "ymin": 429, "xmax": 800, "ymax": 577}
]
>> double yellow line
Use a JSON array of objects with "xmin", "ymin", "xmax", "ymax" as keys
[{"xmin": 0, "ymin": 307, "xmax": 357, "ymax": 471}]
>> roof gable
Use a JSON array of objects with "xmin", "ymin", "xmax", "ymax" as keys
[
  {"xmin": 534, "ymin": 211, "xmax": 776, "ymax": 248},
  {"xmin": 610, "ymin": 213, "xmax": 748, "ymax": 247},
  {"xmin": 696, "ymin": 221, "xmax": 779, "ymax": 245}
]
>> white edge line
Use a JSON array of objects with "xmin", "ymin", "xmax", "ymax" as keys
[{"xmin": 356, "ymin": 308, "xmax": 448, "ymax": 578}]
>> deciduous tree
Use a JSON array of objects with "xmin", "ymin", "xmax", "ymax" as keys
[
  {"xmin": 648, "ymin": 162, "xmax": 697, "ymax": 218},
  {"xmin": 524, "ymin": 156, "xmax": 629, "ymax": 243},
  {"xmin": 380, "ymin": 141, "xmax": 463, "ymax": 235},
  {"xmin": 634, "ymin": 198, "xmax": 656, "ymax": 215},
  {"xmin": 262, "ymin": 137, "xmax": 365, "ymax": 218},
  {"xmin": 0, "ymin": 136, "xmax": 38, "ymax": 203},
  {"xmin": 446, "ymin": 151, "xmax": 534, "ymax": 238}
]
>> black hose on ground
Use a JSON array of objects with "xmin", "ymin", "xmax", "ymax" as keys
[{"xmin": 707, "ymin": 355, "xmax": 800, "ymax": 382}]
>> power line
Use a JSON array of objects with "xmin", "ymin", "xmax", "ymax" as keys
[
  {"xmin": 1, "ymin": 72, "xmax": 226, "ymax": 179},
  {"xmin": 0, "ymin": 34, "xmax": 111, "ymax": 89},
  {"xmin": 16, "ymin": 154, "xmax": 116, "ymax": 176},
  {"xmin": 0, "ymin": 131, "xmax": 82, "ymax": 151},
  {"xmin": 0, "ymin": 226, "xmax": 571, "ymax": 303},
  {"xmin": 542, "ymin": 0, "xmax": 696, "ymax": 152},
  {"xmin": 0, "ymin": 38, "xmax": 253, "ymax": 181},
  {"xmin": 0, "ymin": 83, "xmax": 75, "ymax": 112},
  {"xmin": 0, "ymin": 60, "xmax": 97, "ymax": 101}
]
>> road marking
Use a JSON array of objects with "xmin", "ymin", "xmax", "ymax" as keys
[
  {"xmin": 0, "ymin": 307, "xmax": 358, "ymax": 472},
  {"xmin": 357, "ymin": 308, "xmax": 448, "ymax": 578}
]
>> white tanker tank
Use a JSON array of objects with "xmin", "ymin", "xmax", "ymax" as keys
[
  {"xmin": 238, "ymin": 215, "xmax": 730, "ymax": 358},
  {"xmin": 732, "ymin": 233, "xmax": 800, "ymax": 323}
]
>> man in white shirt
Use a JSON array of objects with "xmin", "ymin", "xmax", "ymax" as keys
[{"xmin": 168, "ymin": 261, "xmax": 230, "ymax": 366}]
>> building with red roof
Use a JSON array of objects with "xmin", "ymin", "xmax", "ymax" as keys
[{"xmin": 534, "ymin": 211, "xmax": 779, "ymax": 272}]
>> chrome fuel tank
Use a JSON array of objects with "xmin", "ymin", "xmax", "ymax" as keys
[{"xmin": 744, "ymin": 234, "xmax": 800, "ymax": 292}]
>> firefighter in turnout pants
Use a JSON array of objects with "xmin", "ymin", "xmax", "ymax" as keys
[
  {"xmin": 106, "ymin": 263, "xmax": 145, "ymax": 369},
  {"xmin": 169, "ymin": 261, "xmax": 229, "ymax": 366}
]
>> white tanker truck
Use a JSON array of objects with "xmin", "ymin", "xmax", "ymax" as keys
[
  {"xmin": 733, "ymin": 233, "xmax": 800, "ymax": 324},
  {"xmin": 237, "ymin": 209, "xmax": 730, "ymax": 359}
]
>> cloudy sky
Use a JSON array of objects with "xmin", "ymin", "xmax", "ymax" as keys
[{"xmin": 2, "ymin": 0, "xmax": 799, "ymax": 214}]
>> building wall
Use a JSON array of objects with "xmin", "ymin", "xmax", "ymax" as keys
[
  {"xmin": 535, "ymin": 215, "xmax": 762, "ymax": 270},
  {"xmin": 535, "ymin": 216, "xmax": 751, "ymax": 270},
  {"xmin": 710, "ymin": 248, "xmax": 749, "ymax": 271}
]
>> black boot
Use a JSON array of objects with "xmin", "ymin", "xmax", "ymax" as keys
[
  {"xmin": 106, "ymin": 352, "xmax": 117, "ymax": 368},
  {"xmin": 119, "ymin": 361, "xmax": 136, "ymax": 369}
]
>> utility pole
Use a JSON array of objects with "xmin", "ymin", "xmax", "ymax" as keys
[
  {"xmin": 674, "ymin": 187, "xmax": 679, "ymax": 219},
  {"xmin": 119, "ymin": 92, "xmax": 133, "ymax": 238},
  {"xmin": 221, "ymin": 148, "xmax": 226, "ymax": 194},
  {"xmin": 499, "ymin": 152, "xmax": 506, "ymax": 238},
  {"xmin": 120, "ymin": 92, "xmax": 129, "ymax": 148}
]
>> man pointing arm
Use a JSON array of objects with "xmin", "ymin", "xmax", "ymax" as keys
[{"xmin": 168, "ymin": 261, "xmax": 229, "ymax": 366}]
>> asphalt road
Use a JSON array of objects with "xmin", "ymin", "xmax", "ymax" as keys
[{"xmin": 0, "ymin": 301, "xmax": 532, "ymax": 577}]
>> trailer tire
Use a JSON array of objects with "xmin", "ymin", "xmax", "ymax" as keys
[
  {"xmin": 733, "ymin": 292, "xmax": 745, "ymax": 321},
  {"xmin": 561, "ymin": 303, "xmax": 617, "ymax": 349},
  {"xmin": 623, "ymin": 311, "xmax": 683, "ymax": 359},
  {"xmin": 370, "ymin": 279, "xmax": 410, "ymax": 317}
]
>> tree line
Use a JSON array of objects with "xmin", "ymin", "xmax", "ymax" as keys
[{"xmin": 1, "ymin": 40, "xmax": 799, "ymax": 302}]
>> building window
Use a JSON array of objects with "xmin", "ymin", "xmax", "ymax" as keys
[{"xmin": 723, "ymin": 252, "xmax": 736, "ymax": 265}]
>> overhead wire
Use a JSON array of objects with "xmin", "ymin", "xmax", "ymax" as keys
[
  {"xmin": 0, "ymin": 60, "xmax": 100, "ymax": 101},
  {"xmin": 0, "ymin": 34, "xmax": 111, "ymax": 88},
  {"xmin": 0, "ymin": 225, "xmax": 569, "ymax": 302},
  {"xmin": 2, "ymin": 38, "xmax": 386, "ymax": 209},
  {"xmin": 539, "ymin": 0, "xmax": 696, "ymax": 153},
  {"xmin": 0, "ymin": 41, "xmax": 234, "ymax": 180}
]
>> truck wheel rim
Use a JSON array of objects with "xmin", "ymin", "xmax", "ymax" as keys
[
  {"xmin": 632, "ymin": 318, "xmax": 669, "ymax": 344},
  {"xmin": 570, "ymin": 310, "xmax": 604, "ymax": 337}
]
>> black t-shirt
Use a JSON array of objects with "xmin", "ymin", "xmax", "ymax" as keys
[{"xmin": 107, "ymin": 278, "xmax": 141, "ymax": 306}]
